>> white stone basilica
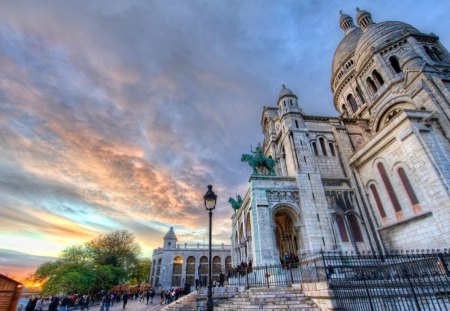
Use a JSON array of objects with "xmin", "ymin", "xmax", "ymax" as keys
[{"xmin": 231, "ymin": 9, "xmax": 450, "ymax": 267}]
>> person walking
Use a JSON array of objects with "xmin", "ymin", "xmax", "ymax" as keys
[
  {"xmin": 219, "ymin": 272, "xmax": 225, "ymax": 287},
  {"xmin": 34, "ymin": 297, "xmax": 44, "ymax": 311},
  {"xmin": 145, "ymin": 290, "xmax": 150, "ymax": 304},
  {"xmin": 160, "ymin": 289, "xmax": 166, "ymax": 305},
  {"xmin": 122, "ymin": 292, "xmax": 128, "ymax": 309},
  {"xmin": 149, "ymin": 288, "xmax": 155, "ymax": 304},
  {"xmin": 60, "ymin": 295, "xmax": 69, "ymax": 311},
  {"xmin": 103, "ymin": 292, "xmax": 111, "ymax": 311}
]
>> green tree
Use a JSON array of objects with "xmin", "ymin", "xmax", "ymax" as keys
[
  {"xmin": 33, "ymin": 230, "xmax": 142, "ymax": 295},
  {"xmin": 129, "ymin": 258, "xmax": 151, "ymax": 285},
  {"xmin": 87, "ymin": 231, "xmax": 141, "ymax": 270}
]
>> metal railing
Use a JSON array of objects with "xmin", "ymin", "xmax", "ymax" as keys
[
  {"xmin": 227, "ymin": 263, "xmax": 302, "ymax": 288},
  {"xmin": 318, "ymin": 249, "xmax": 450, "ymax": 311},
  {"xmin": 227, "ymin": 249, "xmax": 450, "ymax": 310}
]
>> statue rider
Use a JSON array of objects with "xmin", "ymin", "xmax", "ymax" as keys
[{"xmin": 252, "ymin": 144, "xmax": 264, "ymax": 160}]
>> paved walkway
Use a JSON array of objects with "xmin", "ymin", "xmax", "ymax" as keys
[{"xmin": 95, "ymin": 297, "xmax": 166, "ymax": 311}]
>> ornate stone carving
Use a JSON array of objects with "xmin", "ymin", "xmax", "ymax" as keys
[{"xmin": 266, "ymin": 190, "xmax": 299, "ymax": 204}]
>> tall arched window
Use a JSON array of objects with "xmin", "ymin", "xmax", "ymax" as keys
[
  {"xmin": 225, "ymin": 256, "xmax": 232, "ymax": 272},
  {"xmin": 319, "ymin": 137, "xmax": 327, "ymax": 156},
  {"xmin": 377, "ymin": 163, "xmax": 402, "ymax": 212},
  {"xmin": 347, "ymin": 94, "xmax": 358, "ymax": 112},
  {"xmin": 372, "ymin": 70, "xmax": 384, "ymax": 86},
  {"xmin": 155, "ymin": 258, "xmax": 162, "ymax": 287},
  {"xmin": 424, "ymin": 46, "xmax": 437, "ymax": 61},
  {"xmin": 341, "ymin": 104, "xmax": 349, "ymax": 117},
  {"xmin": 312, "ymin": 142, "xmax": 318, "ymax": 156},
  {"xmin": 389, "ymin": 56, "xmax": 402, "ymax": 73},
  {"xmin": 213, "ymin": 256, "xmax": 221, "ymax": 281},
  {"xmin": 432, "ymin": 47, "xmax": 444, "ymax": 61},
  {"xmin": 329, "ymin": 143, "xmax": 336, "ymax": 156},
  {"xmin": 348, "ymin": 215, "xmax": 363, "ymax": 242},
  {"xmin": 369, "ymin": 184, "xmax": 386, "ymax": 218},
  {"xmin": 200, "ymin": 256, "xmax": 208, "ymax": 274},
  {"xmin": 398, "ymin": 168, "xmax": 419, "ymax": 206},
  {"xmin": 335, "ymin": 215, "xmax": 349, "ymax": 242},
  {"xmin": 366, "ymin": 77, "xmax": 378, "ymax": 94},
  {"xmin": 172, "ymin": 256, "xmax": 183, "ymax": 287},
  {"xmin": 185, "ymin": 256, "xmax": 196, "ymax": 286},
  {"xmin": 356, "ymin": 87, "xmax": 365, "ymax": 105}
]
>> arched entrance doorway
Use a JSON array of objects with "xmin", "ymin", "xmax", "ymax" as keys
[{"xmin": 273, "ymin": 208, "xmax": 299, "ymax": 264}]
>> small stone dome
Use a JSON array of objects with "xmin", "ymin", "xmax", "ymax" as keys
[
  {"xmin": 279, "ymin": 84, "xmax": 297, "ymax": 100},
  {"xmin": 354, "ymin": 21, "xmax": 421, "ymax": 71},
  {"xmin": 331, "ymin": 27, "xmax": 363, "ymax": 79}
]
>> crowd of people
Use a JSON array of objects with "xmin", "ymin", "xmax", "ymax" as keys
[
  {"xmin": 159, "ymin": 286, "xmax": 189, "ymax": 305},
  {"xmin": 19, "ymin": 287, "xmax": 156, "ymax": 311}
]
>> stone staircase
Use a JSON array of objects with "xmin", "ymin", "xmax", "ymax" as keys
[
  {"xmin": 161, "ymin": 291, "xmax": 198, "ymax": 311},
  {"xmin": 215, "ymin": 287, "xmax": 321, "ymax": 311}
]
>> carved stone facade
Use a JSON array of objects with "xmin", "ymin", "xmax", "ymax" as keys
[
  {"xmin": 150, "ymin": 227, "xmax": 231, "ymax": 290},
  {"xmin": 231, "ymin": 9, "xmax": 450, "ymax": 267}
]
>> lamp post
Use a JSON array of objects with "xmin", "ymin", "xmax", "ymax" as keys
[{"xmin": 203, "ymin": 185, "xmax": 217, "ymax": 311}]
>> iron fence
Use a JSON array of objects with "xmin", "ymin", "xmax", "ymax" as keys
[
  {"xmin": 227, "ymin": 263, "xmax": 302, "ymax": 288},
  {"xmin": 314, "ymin": 249, "xmax": 450, "ymax": 311},
  {"xmin": 228, "ymin": 249, "xmax": 450, "ymax": 310}
]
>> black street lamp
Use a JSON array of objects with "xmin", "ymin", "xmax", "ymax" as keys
[{"xmin": 203, "ymin": 185, "xmax": 217, "ymax": 311}]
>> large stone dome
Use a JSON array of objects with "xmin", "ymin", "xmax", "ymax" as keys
[
  {"xmin": 331, "ymin": 27, "xmax": 363, "ymax": 78},
  {"xmin": 354, "ymin": 21, "xmax": 421, "ymax": 71}
]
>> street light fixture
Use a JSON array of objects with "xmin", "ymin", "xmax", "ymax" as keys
[{"xmin": 203, "ymin": 185, "xmax": 217, "ymax": 311}]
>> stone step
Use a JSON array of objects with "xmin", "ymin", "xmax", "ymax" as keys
[
  {"xmin": 214, "ymin": 287, "xmax": 319, "ymax": 311},
  {"xmin": 215, "ymin": 307, "xmax": 320, "ymax": 311}
]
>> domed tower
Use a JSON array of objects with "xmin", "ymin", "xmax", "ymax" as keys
[
  {"xmin": 277, "ymin": 84, "xmax": 301, "ymax": 115},
  {"xmin": 277, "ymin": 84, "xmax": 305, "ymax": 134},
  {"xmin": 331, "ymin": 8, "xmax": 450, "ymax": 133},
  {"xmin": 163, "ymin": 227, "xmax": 177, "ymax": 249},
  {"xmin": 331, "ymin": 11, "xmax": 363, "ymax": 118}
]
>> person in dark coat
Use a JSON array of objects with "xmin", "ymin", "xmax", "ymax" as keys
[
  {"xmin": 122, "ymin": 292, "xmax": 128, "ymax": 309},
  {"xmin": 219, "ymin": 272, "xmax": 225, "ymax": 287},
  {"xmin": 48, "ymin": 295, "xmax": 59, "ymax": 311}
]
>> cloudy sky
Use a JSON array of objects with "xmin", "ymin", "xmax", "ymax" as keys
[{"xmin": 1, "ymin": 0, "xmax": 449, "ymax": 280}]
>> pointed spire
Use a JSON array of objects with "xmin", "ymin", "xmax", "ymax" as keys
[
  {"xmin": 339, "ymin": 10, "xmax": 356, "ymax": 35},
  {"xmin": 356, "ymin": 8, "xmax": 374, "ymax": 31}
]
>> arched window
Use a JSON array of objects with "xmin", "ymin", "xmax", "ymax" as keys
[
  {"xmin": 335, "ymin": 215, "xmax": 349, "ymax": 242},
  {"xmin": 245, "ymin": 214, "xmax": 252, "ymax": 239},
  {"xmin": 185, "ymin": 256, "xmax": 196, "ymax": 286},
  {"xmin": 432, "ymin": 47, "xmax": 444, "ymax": 62},
  {"xmin": 389, "ymin": 56, "xmax": 402, "ymax": 73},
  {"xmin": 200, "ymin": 256, "xmax": 208, "ymax": 274},
  {"xmin": 377, "ymin": 163, "xmax": 402, "ymax": 212},
  {"xmin": 329, "ymin": 143, "xmax": 336, "ymax": 156},
  {"xmin": 369, "ymin": 184, "xmax": 386, "ymax": 218},
  {"xmin": 155, "ymin": 258, "xmax": 162, "ymax": 287},
  {"xmin": 213, "ymin": 256, "xmax": 222, "ymax": 281},
  {"xmin": 424, "ymin": 46, "xmax": 437, "ymax": 61},
  {"xmin": 312, "ymin": 142, "xmax": 318, "ymax": 156},
  {"xmin": 398, "ymin": 168, "xmax": 419, "ymax": 206},
  {"xmin": 366, "ymin": 77, "xmax": 378, "ymax": 94},
  {"xmin": 172, "ymin": 256, "xmax": 183, "ymax": 287},
  {"xmin": 186, "ymin": 256, "xmax": 196, "ymax": 274},
  {"xmin": 356, "ymin": 87, "xmax": 365, "ymax": 105},
  {"xmin": 295, "ymin": 120, "xmax": 299, "ymax": 128},
  {"xmin": 347, "ymin": 94, "xmax": 358, "ymax": 112},
  {"xmin": 348, "ymin": 215, "xmax": 363, "ymax": 242},
  {"xmin": 225, "ymin": 256, "xmax": 232, "ymax": 272},
  {"xmin": 341, "ymin": 104, "xmax": 349, "ymax": 117},
  {"xmin": 319, "ymin": 137, "xmax": 327, "ymax": 156},
  {"xmin": 372, "ymin": 70, "xmax": 384, "ymax": 86}
]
